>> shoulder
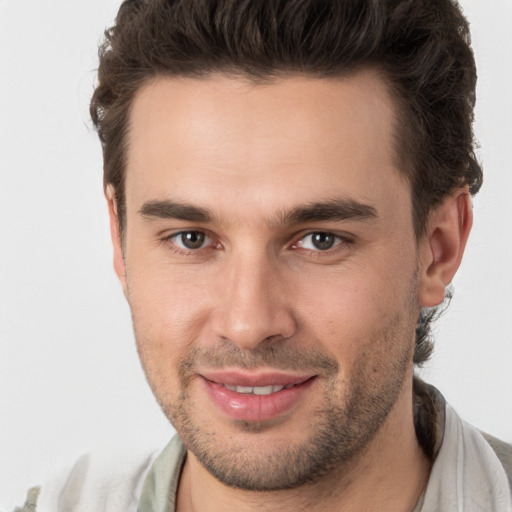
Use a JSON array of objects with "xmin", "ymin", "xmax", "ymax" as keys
[
  {"xmin": 481, "ymin": 431, "xmax": 512, "ymax": 490},
  {"xmin": 12, "ymin": 446, "xmax": 160, "ymax": 512}
]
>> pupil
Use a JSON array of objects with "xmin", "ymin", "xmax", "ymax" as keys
[
  {"xmin": 182, "ymin": 232, "xmax": 205, "ymax": 249},
  {"xmin": 312, "ymin": 233, "xmax": 334, "ymax": 250}
]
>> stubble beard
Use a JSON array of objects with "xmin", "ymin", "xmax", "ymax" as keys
[{"xmin": 150, "ymin": 301, "xmax": 417, "ymax": 492}]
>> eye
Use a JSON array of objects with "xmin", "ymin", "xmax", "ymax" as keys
[
  {"xmin": 296, "ymin": 232, "xmax": 343, "ymax": 251},
  {"xmin": 170, "ymin": 231, "xmax": 212, "ymax": 250}
]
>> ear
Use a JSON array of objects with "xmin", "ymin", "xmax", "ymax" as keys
[
  {"xmin": 418, "ymin": 187, "xmax": 473, "ymax": 307},
  {"xmin": 105, "ymin": 185, "xmax": 128, "ymax": 297}
]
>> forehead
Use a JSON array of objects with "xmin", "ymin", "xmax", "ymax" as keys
[{"xmin": 125, "ymin": 71, "xmax": 410, "ymax": 224}]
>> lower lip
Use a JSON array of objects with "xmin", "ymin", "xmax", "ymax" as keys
[{"xmin": 201, "ymin": 377, "xmax": 315, "ymax": 422}]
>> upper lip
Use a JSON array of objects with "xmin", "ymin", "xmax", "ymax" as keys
[{"xmin": 199, "ymin": 370, "xmax": 315, "ymax": 387}]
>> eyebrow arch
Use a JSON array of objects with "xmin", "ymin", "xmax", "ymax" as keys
[
  {"xmin": 280, "ymin": 198, "xmax": 378, "ymax": 225},
  {"xmin": 139, "ymin": 200, "xmax": 214, "ymax": 223}
]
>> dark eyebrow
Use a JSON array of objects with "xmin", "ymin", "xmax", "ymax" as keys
[
  {"xmin": 280, "ymin": 199, "xmax": 378, "ymax": 225},
  {"xmin": 139, "ymin": 200, "xmax": 214, "ymax": 222},
  {"xmin": 138, "ymin": 198, "xmax": 378, "ymax": 226}
]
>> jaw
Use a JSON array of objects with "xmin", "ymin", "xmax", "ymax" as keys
[{"xmin": 177, "ymin": 371, "xmax": 429, "ymax": 512}]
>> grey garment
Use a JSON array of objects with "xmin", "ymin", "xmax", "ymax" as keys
[
  {"xmin": 137, "ymin": 436, "xmax": 186, "ymax": 512},
  {"xmin": 12, "ymin": 448, "xmax": 157, "ymax": 512},
  {"xmin": 419, "ymin": 403, "xmax": 512, "ymax": 511},
  {"xmin": 13, "ymin": 487, "xmax": 39, "ymax": 512},
  {"xmin": 481, "ymin": 431, "xmax": 512, "ymax": 490},
  {"xmin": 412, "ymin": 492, "xmax": 426, "ymax": 512}
]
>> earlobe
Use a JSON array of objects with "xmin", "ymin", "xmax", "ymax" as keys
[
  {"xmin": 105, "ymin": 185, "xmax": 128, "ymax": 297},
  {"xmin": 418, "ymin": 187, "xmax": 473, "ymax": 307}
]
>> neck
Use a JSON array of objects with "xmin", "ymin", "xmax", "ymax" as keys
[{"xmin": 176, "ymin": 380, "xmax": 430, "ymax": 512}]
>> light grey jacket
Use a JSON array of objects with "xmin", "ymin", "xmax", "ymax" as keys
[{"xmin": 13, "ymin": 386, "xmax": 512, "ymax": 512}]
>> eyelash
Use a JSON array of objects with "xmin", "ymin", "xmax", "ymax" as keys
[
  {"xmin": 162, "ymin": 231, "xmax": 218, "ymax": 256},
  {"xmin": 293, "ymin": 232, "xmax": 347, "ymax": 252},
  {"xmin": 161, "ymin": 230, "xmax": 353, "ymax": 257}
]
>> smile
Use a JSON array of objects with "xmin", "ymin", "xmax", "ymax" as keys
[
  {"xmin": 223, "ymin": 384, "xmax": 295, "ymax": 395},
  {"xmin": 200, "ymin": 372, "xmax": 316, "ymax": 422}
]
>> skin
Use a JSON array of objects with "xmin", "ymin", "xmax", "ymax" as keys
[{"xmin": 107, "ymin": 70, "xmax": 472, "ymax": 511}]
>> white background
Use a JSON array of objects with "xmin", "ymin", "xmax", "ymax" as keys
[{"xmin": 0, "ymin": 0, "xmax": 511, "ymax": 508}]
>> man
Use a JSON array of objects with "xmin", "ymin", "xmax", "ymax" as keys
[{"xmin": 13, "ymin": 0, "xmax": 512, "ymax": 510}]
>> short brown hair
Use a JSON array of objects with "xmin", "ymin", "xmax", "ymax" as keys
[{"xmin": 90, "ymin": 0, "xmax": 482, "ymax": 364}]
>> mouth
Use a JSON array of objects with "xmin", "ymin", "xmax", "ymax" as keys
[{"xmin": 199, "ymin": 371, "xmax": 317, "ymax": 422}]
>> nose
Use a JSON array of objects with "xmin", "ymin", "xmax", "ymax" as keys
[{"xmin": 212, "ymin": 251, "xmax": 297, "ymax": 350}]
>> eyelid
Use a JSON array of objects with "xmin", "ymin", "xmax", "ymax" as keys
[
  {"xmin": 162, "ymin": 229, "xmax": 218, "ymax": 253},
  {"xmin": 291, "ymin": 231, "xmax": 353, "ymax": 252}
]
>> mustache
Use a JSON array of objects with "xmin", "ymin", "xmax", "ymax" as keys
[{"xmin": 179, "ymin": 341, "xmax": 339, "ymax": 377}]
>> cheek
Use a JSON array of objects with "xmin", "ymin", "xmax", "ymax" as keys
[
  {"xmin": 293, "ymin": 254, "xmax": 417, "ymax": 354},
  {"xmin": 127, "ymin": 271, "xmax": 206, "ymax": 405},
  {"xmin": 126, "ymin": 259, "xmax": 214, "ymax": 360}
]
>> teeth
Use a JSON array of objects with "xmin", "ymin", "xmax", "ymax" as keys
[
  {"xmin": 224, "ymin": 384, "xmax": 287, "ymax": 395},
  {"xmin": 254, "ymin": 385, "xmax": 277, "ymax": 395},
  {"xmin": 235, "ymin": 386, "xmax": 253, "ymax": 394}
]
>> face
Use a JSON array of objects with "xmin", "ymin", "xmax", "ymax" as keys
[{"xmin": 117, "ymin": 71, "xmax": 423, "ymax": 490}]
